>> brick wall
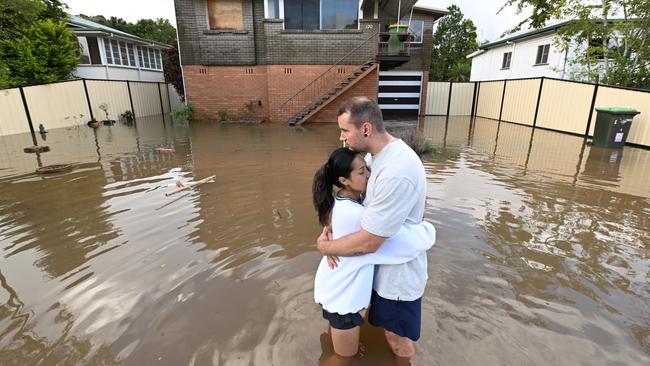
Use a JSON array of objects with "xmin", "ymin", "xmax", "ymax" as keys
[
  {"xmin": 175, "ymin": 0, "xmax": 258, "ymax": 65},
  {"xmin": 175, "ymin": 0, "xmax": 381, "ymax": 66},
  {"xmin": 183, "ymin": 64, "xmax": 378, "ymax": 123},
  {"xmin": 184, "ymin": 65, "xmax": 269, "ymax": 120},
  {"xmin": 306, "ymin": 67, "xmax": 379, "ymax": 123}
]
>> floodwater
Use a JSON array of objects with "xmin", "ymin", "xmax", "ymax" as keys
[{"xmin": 0, "ymin": 116, "xmax": 648, "ymax": 365}]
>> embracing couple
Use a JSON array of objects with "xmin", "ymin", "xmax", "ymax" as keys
[{"xmin": 312, "ymin": 96, "xmax": 435, "ymax": 361}]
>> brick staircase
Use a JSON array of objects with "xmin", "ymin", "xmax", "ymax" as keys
[{"xmin": 288, "ymin": 61, "xmax": 377, "ymax": 125}]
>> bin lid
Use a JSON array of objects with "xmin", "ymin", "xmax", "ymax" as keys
[{"xmin": 595, "ymin": 107, "xmax": 639, "ymax": 114}]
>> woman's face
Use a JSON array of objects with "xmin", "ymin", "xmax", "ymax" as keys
[{"xmin": 340, "ymin": 155, "xmax": 369, "ymax": 193}]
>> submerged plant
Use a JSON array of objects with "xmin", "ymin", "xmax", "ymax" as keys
[
  {"xmin": 398, "ymin": 129, "xmax": 434, "ymax": 156},
  {"xmin": 170, "ymin": 104, "xmax": 194, "ymax": 122},
  {"xmin": 218, "ymin": 109, "xmax": 229, "ymax": 122}
]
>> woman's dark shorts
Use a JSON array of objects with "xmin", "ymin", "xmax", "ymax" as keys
[
  {"xmin": 322, "ymin": 309, "xmax": 364, "ymax": 330},
  {"xmin": 368, "ymin": 290, "xmax": 422, "ymax": 341}
]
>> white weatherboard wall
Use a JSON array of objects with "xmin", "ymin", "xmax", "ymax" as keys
[{"xmin": 470, "ymin": 33, "xmax": 567, "ymax": 81}]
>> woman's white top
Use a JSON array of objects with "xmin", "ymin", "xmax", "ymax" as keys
[{"xmin": 314, "ymin": 195, "xmax": 436, "ymax": 314}]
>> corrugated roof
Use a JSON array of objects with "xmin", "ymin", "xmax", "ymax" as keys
[{"xmin": 68, "ymin": 15, "xmax": 170, "ymax": 48}]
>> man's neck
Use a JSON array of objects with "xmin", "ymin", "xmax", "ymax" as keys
[{"xmin": 368, "ymin": 132, "xmax": 396, "ymax": 155}]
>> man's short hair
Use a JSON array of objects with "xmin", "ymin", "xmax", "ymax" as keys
[{"xmin": 337, "ymin": 96, "xmax": 385, "ymax": 133}]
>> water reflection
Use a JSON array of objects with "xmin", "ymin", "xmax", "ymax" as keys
[{"xmin": 0, "ymin": 116, "xmax": 648, "ymax": 365}]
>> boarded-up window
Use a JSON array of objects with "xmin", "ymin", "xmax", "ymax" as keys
[{"xmin": 208, "ymin": 0, "xmax": 244, "ymax": 30}]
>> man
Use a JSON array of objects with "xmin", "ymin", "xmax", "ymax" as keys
[{"xmin": 317, "ymin": 96, "xmax": 428, "ymax": 358}]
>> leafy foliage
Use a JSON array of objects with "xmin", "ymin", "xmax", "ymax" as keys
[
  {"xmin": 163, "ymin": 42, "xmax": 184, "ymax": 100},
  {"xmin": 430, "ymin": 5, "xmax": 478, "ymax": 81},
  {"xmin": 0, "ymin": 19, "xmax": 79, "ymax": 87},
  {"xmin": 502, "ymin": 0, "xmax": 650, "ymax": 89}
]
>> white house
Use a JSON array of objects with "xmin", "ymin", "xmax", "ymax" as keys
[
  {"xmin": 67, "ymin": 15, "xmax": 170, "ymax": 82},
  {"xmin": 468, "ymin": 20, "xmax": 590, "ymax": 81}
]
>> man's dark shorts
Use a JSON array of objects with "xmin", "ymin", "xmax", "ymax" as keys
[
  {"xmin": 322, "ymin": 309, "xmax": 364, "ymax": 330},
  {"xmin": 368, "ymin": 290, "xmax": 422, "ymax": 341}
]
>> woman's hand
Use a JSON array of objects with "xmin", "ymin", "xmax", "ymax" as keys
[{"xmin": 317, "ymin": 225, "xmax": 339, "ymax": 268}]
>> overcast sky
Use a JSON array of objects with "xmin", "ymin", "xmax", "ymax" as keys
[{"xmin": 64, "ymin": 0, "xmax": 531, "ymax": 43}]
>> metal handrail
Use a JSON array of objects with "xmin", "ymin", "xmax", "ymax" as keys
[{"xmin": 279, "ymin": 29, "xmax": 379, "ymax": 109}]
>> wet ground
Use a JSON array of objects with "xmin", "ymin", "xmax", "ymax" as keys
[{"xmin": 0, "ymin": 116, "xmax": 648, "ymax": 365}]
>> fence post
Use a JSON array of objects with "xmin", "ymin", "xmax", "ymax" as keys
[
  {"xmin": 19, "ymin": 87, "xmax": 37, "ymax": 146},
  {"xmin": 474, "ymin": 81, "xmax": 482, "ymax": 117},
  {"xmin": 446, "ymin": 81, "xmax": 453, "ymax": 116},
  {"xmin": 157, "ymin": 82, "xmax": 165, "ymax": 116},
  {"xmin": 498, "ymin": 79, "xmax": 507, "ymax": 121},
  {"xmin": 127, "ymin": 81, "xmax": 137, "ymax": 123},
  {"xmin": 82, "ymin": 79, "xmax": 94, "ymax": 121},
  {"xmin": 585, "ymin": 84, "xmax": 599, "ymax": 137},
  {"xmin": 532, "ymin": 77, "xmax": 544, "ymax": 128},
  {"xmin": 470, "ymin": 82, "xmax": 478, "ymax": 117},
  {"xmin": 166, "ymin": 83, "xmax": 172, "ymax": 113}
]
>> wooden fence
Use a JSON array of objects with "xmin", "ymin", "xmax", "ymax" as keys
[{"xmin": 425, "ymin": 77, "xmax": 650, "ymax": 148}]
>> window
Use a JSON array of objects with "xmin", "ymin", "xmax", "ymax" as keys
[
  {"xmin": 321, "ymin": 0, "xmax": 358, "ymax": 30},
  {"xmin": 208, "ymin": 0, "xmax": 244, "ymax": 30},
  {"xmin": 144, "ymin": 48, "xmax": 151, "ymax": 68},
  {"xmin": 119, "ymin": 41, "xmax": 129, "ymax": 65},
  {"xmin": 103, "ymin": 39, "xmax": 113, "ymax": 64},
  {"xmin": 111, "ymin": 39, "xmax": 121, "ymax": 65},
  {"xmin": 284, "ymin": 0, "xmax": 319, "ymax": 30},
  {"xmin": 137, "ymin": 46, "xmax": 144, "ymax": 67},
  {"xmin": 400, "ymin": 19, "xmax": 424, "ymax": 43},
  {"xmin": 285, "ymin": 0, "xmax": 358, "ymax": 30},
  {"xmin": 535, "ymin": 44, "xmax": 550, "ymax": 64},
  {"xmin": 127, "ymin": 44, "xmax": 136, "ymax": 66},
  {"xmin": 267, "ymin": 0, "xmax": 280, "ymax": 18},
  {"xmin": 502, "ymin": 52, "xmax": 512, "ymax": 69},
  {"xmin": 79, "ymin": 37, "xmax": 91, "ymax": 64}
]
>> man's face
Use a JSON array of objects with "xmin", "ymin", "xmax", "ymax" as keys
[{"xmin": 337, "ymin": 112, "xmax": 366, "ymax": 152}]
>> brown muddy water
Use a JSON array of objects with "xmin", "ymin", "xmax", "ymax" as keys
[{"xmin": 0, "ymin": 116, "xmax": 648, "ymax": 365}]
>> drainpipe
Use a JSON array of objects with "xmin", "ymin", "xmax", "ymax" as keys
[
  {"xmin": 251, "ymin": 0, "xmax": 258, "ymax": 64},
  {"xmin": 397, "ymin": 0, "xmax": 401, "ymax": 23}
]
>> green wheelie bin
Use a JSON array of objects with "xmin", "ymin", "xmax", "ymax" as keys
[{"xmin": 592, "ymin": 107, "xmax": 640, "ymax": 148}]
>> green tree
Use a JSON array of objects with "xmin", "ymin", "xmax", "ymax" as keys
[
  {"xmin": 430, "ymin": 5, "xmax": 478, "ymax": 81},
  {"xmin": 163, "ymin": 41, "xmax": 184, "ymax": 100},
  {"xmin": 131, "ymin": 19, "xmax": 177, "ymax": 45},
  {"xmin": 501, "ymin": 0, "xmax": 650, "ymax": 89},
  {"xmin": 0, "ymin": 19, "xmax": 79, "ymax": 87},
  {"xmin": 0, "ymin": 0, "xmax": 45, "ymax": 40}
]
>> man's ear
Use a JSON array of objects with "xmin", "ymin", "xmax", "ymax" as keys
[{"xmin": 362, "ymin": 121, "xmax": 372, "ymax": 136}]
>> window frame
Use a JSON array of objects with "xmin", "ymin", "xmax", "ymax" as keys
[
  {"xmin": 207, "ymin": 0, "xmax": 245, "ymax": 31},
  {"xmin": 400, "ymin": 19, "xmax": 424, "ymax": 44},
  {"xmin": 501, "ymin": 51, "xmax": 512, "ymax": 69},
  {"xmin": 535, "ymin": 44, "xmax": 550, "ymax": 65}
]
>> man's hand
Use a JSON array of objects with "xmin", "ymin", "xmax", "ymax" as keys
[{"xmin": 317, "ymin": 226, "xmax": 339, "ymax": 268}]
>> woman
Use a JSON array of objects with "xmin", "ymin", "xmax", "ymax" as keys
[{"xmin": 312, "ymin": 148, "xmax": 435, "ymax": 358}]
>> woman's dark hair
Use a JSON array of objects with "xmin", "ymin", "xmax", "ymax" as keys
[{"xmin": 312, "ymin": 148, "xmax": 359, "ymax": 226}]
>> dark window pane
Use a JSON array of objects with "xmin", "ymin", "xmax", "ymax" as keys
[
  {"xmin": 284, "ymin": 0, "xmax": 319, "ymax": 30},
  {"xmin": 128, "ymin": 44, "xmax": 136, "ymax": 66},
  {"xmin": 322, "ymin": 0, "xmax": 358, "ymax": 30},
  {"xmin": 87, "ymin": 37, "xmax": 101, "ymax": 64},
  {"xmin": 120, "ymin": 41, "xmax": 129, "ymax": 65}
]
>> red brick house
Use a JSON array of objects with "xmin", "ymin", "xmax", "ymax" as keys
[{"xmin": 174, "ymin": 0, "xmax": 446, "ymax": 123}]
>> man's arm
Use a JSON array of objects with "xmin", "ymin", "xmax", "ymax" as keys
[{"xmin": 317, "ymin": 227, "xmax": 387, "ymax": 256}]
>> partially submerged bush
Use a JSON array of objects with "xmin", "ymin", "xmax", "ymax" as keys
[
  {"xmin": 170, "ymin": 104, "xmax": 194, "ymax": 121},
  {"xmin": 398, "ymin": 129, "xmax": 434, "ymax": 156}
]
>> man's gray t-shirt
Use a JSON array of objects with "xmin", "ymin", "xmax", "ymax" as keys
[{"xmin": 362, "ymin": 139, "xmax": 427, "ymax": 301}]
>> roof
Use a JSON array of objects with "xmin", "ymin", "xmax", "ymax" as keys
[
  {"xmin": 67, "ymin": 15, "xmax": 170, "ymax": 48},
  {"xmin": 474, "ymin": 18, "xmax": 629, "ymax": 52},
  {"xmin": 413, "ymin": 2, "xmax": 449, "ymax": 16}
]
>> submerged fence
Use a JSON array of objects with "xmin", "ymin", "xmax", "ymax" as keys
[
  {"xmin": 0, "ymin": 79, "xmax": 182, "ymax": 137},
  {"xmin": 425, "ymin": 77, "xmax": 650, "ymax": 148}
]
